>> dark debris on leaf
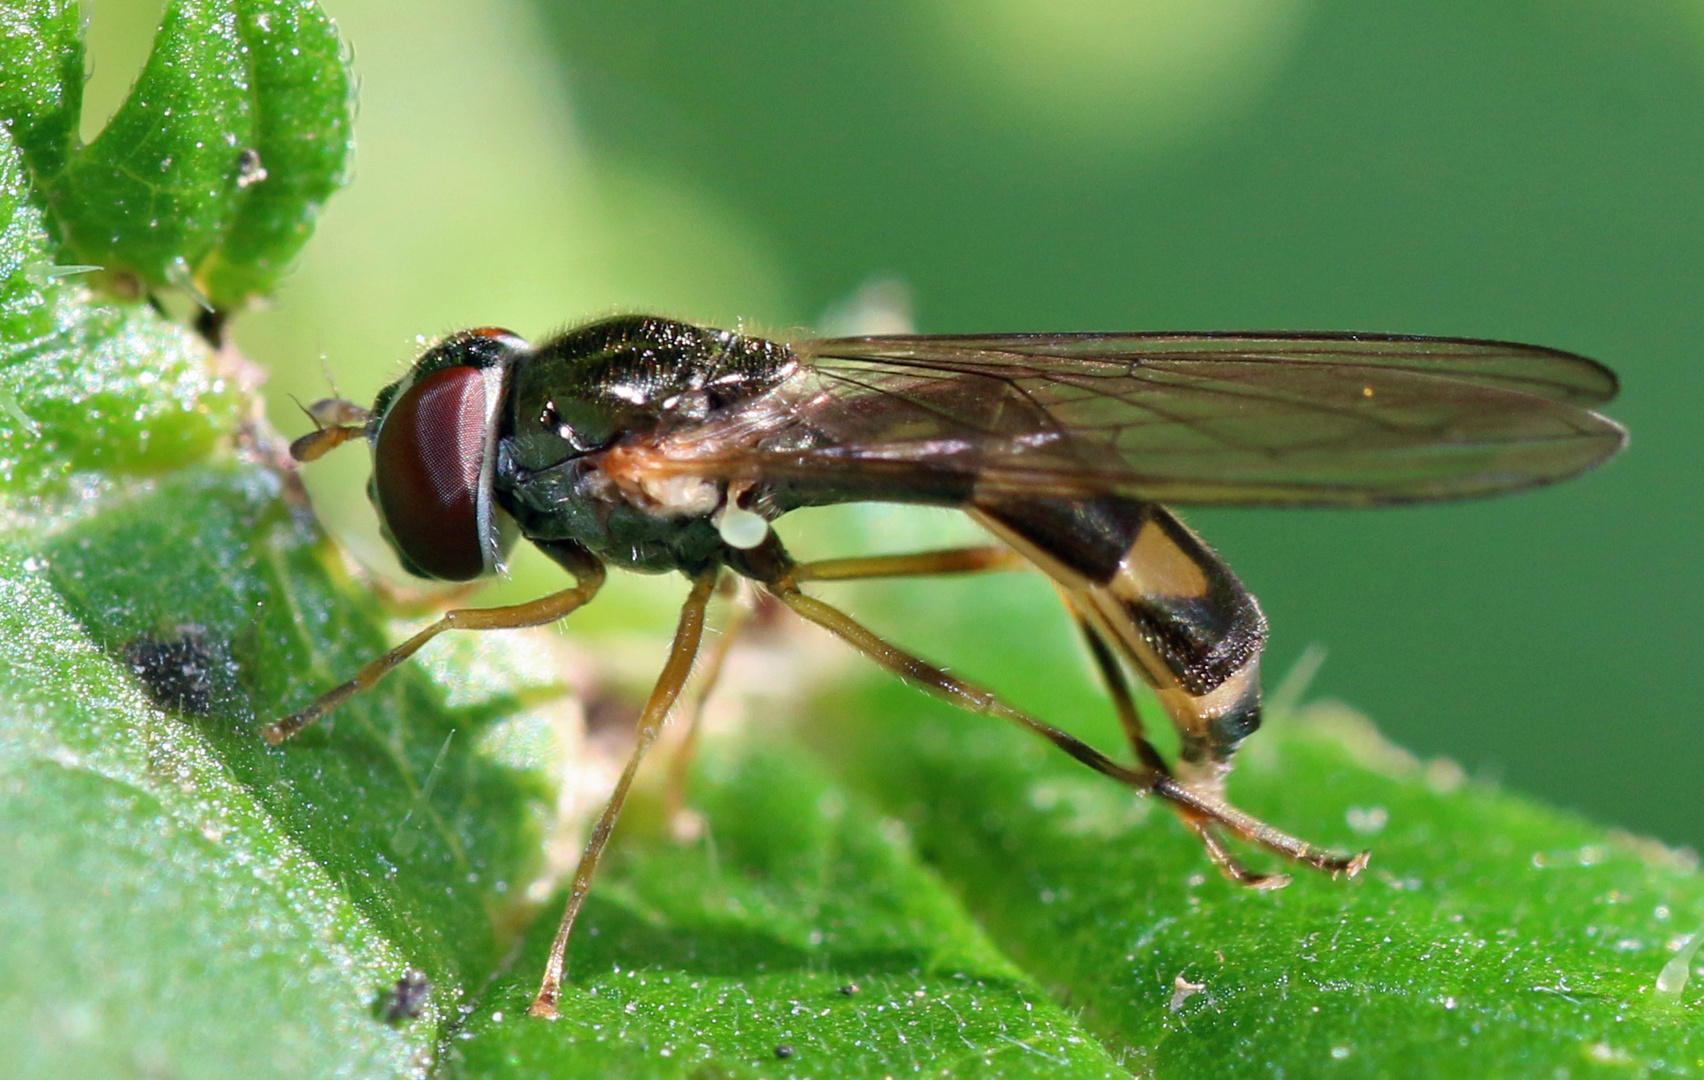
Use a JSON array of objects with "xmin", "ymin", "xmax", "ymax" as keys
[
  {"xmin": 378, "ymin": 968, "xmax": 431, "ymax": 1024},
  {"xmin": 124, "ymin": 626, "xmax": 242, "ymax": 718}
]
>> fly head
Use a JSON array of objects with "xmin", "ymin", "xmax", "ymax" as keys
[{"xmin": 363, "ymin": 327, "xmax": 523, "ymax": 581}]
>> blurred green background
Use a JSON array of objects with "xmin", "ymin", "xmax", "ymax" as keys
[{"xmin": 89, "ymin": 0, "xmax": 1704, "ymax": 847}]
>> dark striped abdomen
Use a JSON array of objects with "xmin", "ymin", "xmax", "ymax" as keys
[{"xmin": 972, "ymin": 492, "xmax": 1268, "ymax": 769}]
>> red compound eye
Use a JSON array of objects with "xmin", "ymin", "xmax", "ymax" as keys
[{"xmin": 372, "ymin": 365, "xmax": 494, "ymax": 581}]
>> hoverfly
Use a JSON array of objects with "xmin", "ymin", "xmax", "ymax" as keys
[{"xmin": 276, "ymin": 315, "xmax": 1624, "ymax": 1019}]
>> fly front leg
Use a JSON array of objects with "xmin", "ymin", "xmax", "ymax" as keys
[
  {"xmin": 264, "ymin": 558, "xmax": 608, "ymax": 745},
  {"xmin": 530, "ymin": 569, "xmax": 718, "ymax": 1019}
]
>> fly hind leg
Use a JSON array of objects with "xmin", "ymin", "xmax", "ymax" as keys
[
  {"xmin": 791, "ymin": 546, "xmax": 1027, "ymax": 583},
  {"xmin": 756, "ymin": 566, "xmax": 1365, "ymax": 880},
  {"xmin": 1060, "ymin": 594, "xmax": 1168, "ymax": 774},
  {"xmin": 1063, "ymin": 597, "xmax": 1297, "ymax": 888}
]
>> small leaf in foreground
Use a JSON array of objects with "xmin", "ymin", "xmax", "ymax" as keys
[
  {"xmin": 0, "ymin": 0, "xmax": 83, "ymax": 181},
  {"xmin": 0, "ymin": 120, "xmax": 57, "ymax": 346},
  {"xmin": 48, "ymin": 0, "xmax": 255, "ymax": 289},
  {"xmin": 197, "ymin": 0, "xmax": 355, "ymax": 310},
  {"xmin": 0, "ymin": 123, "xmax": 239, "ymax": 492},
  {"xmin": 34, "ymin": 0, "xmax": 352, "ymax": 307}
]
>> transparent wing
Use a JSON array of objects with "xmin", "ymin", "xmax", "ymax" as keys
[{"xmin": 666, "ymin": 332, "xmax": 1625, "ymax": 507}]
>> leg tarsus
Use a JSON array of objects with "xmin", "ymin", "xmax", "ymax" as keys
[
  {"xmin": 1155, "ymin": 773, "xmax": 1368, "ymax": 878},
  {"xmin": 1184, "ymin": 815, "xmax": 1291, "ymax": 890}
]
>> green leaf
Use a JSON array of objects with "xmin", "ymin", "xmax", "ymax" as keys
[
  {"xmin": 0, "ymin": 296, "xmax": 237, "ymax": 485},
  {"xmin": 0, "ymin": 113, "xmax": 58, "ymax": 345},
  {"xmin": 444, "ymin": 741, "xmax": 1129, "ymax": 1079},
  {"xmin": 47, "ymin": 0, "xmax": 254, "ymax": 290},
  {"xmin": 37, "ymin": 0, "xmax": 352, "ymax": 305},
  {"xmin": 197, "ymin": 0, "xmax": 355, "ymax": 310},
  {"xmin": 0, "ymin": 122, "xmax": 239, "ymax": 491},
  {"xmin": 0, "ymin": 0, "xmax": 84, "ymax": 181}
]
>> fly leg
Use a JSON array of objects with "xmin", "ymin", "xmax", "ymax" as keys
[
  {"xmin": 663, "ymin": 549, "xmax": 1025, "ymax": 838},
  {"xmin": 1061, "ymin": 597, "xmax": 1168, "ymax": 774},
  {"xmin": 798, "ymin": 556, "xmax": 1165, "ymax": 778},
  {"xmin": 530, "ymin": 570, "xmax": 718, "ymax": 1019},
  {"xmin": 1156, "ymin": 775, "xmax": 1369, "ymax": 879},
  {"xmin": 761, "ymin": 572, "xmax": 1366, "ymax": 880},
  {"xmin": 1060, "ymin": 597, "xmax": 1293, "ymax": 887},
  {"xmin": 263, "ymin": 559, "xmax": 607, "ymax": 744},
  {"xmin": 1184, "ymin": 817, "xmax": 1290, "ymax": 889},
  {"xmin": 792, "ymin": 546, "xmax": 1027, "ymax": 582},
  {"xmin": 662, "ymin": 574, "xmax": 751, "ymax": 836}
]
